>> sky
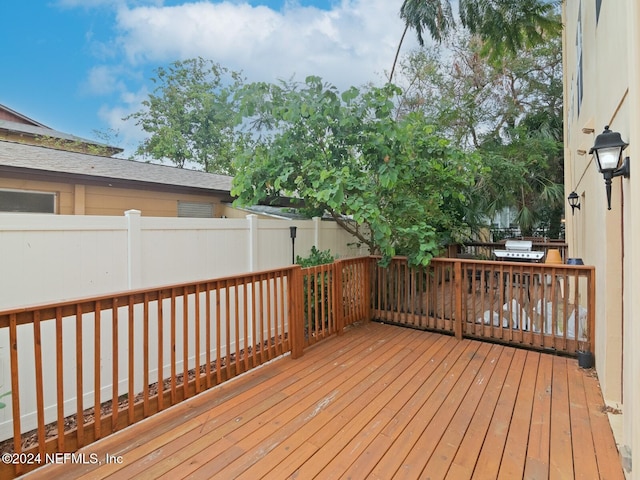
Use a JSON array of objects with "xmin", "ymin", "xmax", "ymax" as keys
[{"xmin": 1, "ymin": 0, "xmax": 418, "ymax": 156}]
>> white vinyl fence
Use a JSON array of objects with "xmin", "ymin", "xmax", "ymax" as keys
[
  {"xmin": 0, "ymin": 212, "xmax": 367, "ymax": 441},
  {"xmin": 0, "ymin": 211, "xmax": 366, "ymax": 310}
]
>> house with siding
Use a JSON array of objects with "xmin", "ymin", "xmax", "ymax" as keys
[
  {"xmin": 562, "ymin": 1, "xmax": 640, "ymax": 475},
  {"xmin": 0, "ymin": 103, "xmax": 237, "ymax": 218}
]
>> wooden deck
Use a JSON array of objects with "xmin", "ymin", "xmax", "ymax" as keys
[{"xmin": 25, "ymin": 321, "xmax": 623, "ymax": 480}]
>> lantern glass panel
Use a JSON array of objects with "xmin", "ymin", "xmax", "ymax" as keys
[{"xmin": 595, "ymin": 146, "xmax": 622, "ymax": 171}]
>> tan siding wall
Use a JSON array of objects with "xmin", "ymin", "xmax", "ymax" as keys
[
  {"xmin": 84, "ymin": 186, "xmax": 227, "ymax": 217},
  {"xmin": 0, "ymin": 176, "xmax": 232, "ymax": 217}
]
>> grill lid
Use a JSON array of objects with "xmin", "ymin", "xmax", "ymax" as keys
[{"xmin": 504, "ymin": 240, "xmax": 533, "ymax": 251}]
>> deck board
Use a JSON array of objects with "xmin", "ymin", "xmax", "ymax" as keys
[{"xmin": 26, "ymin": 321, "xmax": 624, "ymax": 480}]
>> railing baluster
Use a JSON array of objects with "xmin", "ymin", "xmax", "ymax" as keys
[
  {"xmin": 234, "ymin": 277, "xmax": 241, "ymax": 372},
  {"xmin": 157, "ymin": 292, "xmax": 164, "ymax": 411},
  {"xmin": 205, "ymin": 283, "xmax": 212, "ymax": 389},
  {"xmin": 216, "ymin": 281, "xmax": 222, "ymax": 383},
  {"xmin": 265, "ymin": 274, "xmax": 272, "ymax": 358},
  {"xmin": 170, "ymin": 289, "xmax": 177, "ymax": 405},
  {"xmin": 225, "ymin": 279, "xmax": 232, "ymax": 376},
  {"xmin": 94, "ymin": 302, "xmax": 101, "ymax": 439},
  {"xmin": 9, "ymin": 313, "xmax": 21, "ymax": 475},
  {"xmin": 75, "ymin": 305, "xmax": 85, "ymax": 447},
  {"xmin": 111, "ymin": 299, "xmax": 119, "ymax": 431},
  {"xmin": 182, "ymin": 286, "xmax": 189, "ymax": 399},
  {"xmin": 320, "ymin": 266, "xmax": 326, "ymax": 336},
  {"xmin": 128, "ymin": 298, "xmax": 134, "ymax": 424},
  {"xmin": 33, "ymin": 311, "xmax": 45, "ymax": 457},
  {"xmin": 195, "ymin": 283, "xmax": 201, "ymax": 394},
  {"xmin": 143, "ymin": 293, "xmax": 150, "ymax": 416},
  {"xmin": 278, "ymin": 273, "xmax": 285, "ymax": 352},
  {"xmin": 242, "ymin": 281, "xmax": 249, "ymax": 371},
  {"xmin": 256, "ymin": 275, "xmax": 266, "ymax": 362},
  {"xmin": 55, "ymin": 307, "xmax": 65, "ymax": 451},
  {"xmin": 251, "ymin": 277, "xmax": 257, "ymax": 366}
]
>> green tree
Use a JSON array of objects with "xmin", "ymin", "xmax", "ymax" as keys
[
  {"xmin": 390, "ymin": 0, "xmax": 561, "ymax": 81},
  {"xmin": 126, "ymin": 58, "xmax": 248, "ymax": 174},
  {"xmin": 232, "ymin": 77, "xmax": 482, "ymax": 266},
  {"xmin": 394, "ymin": 31, "xmax": 564, "ymax": 237}
]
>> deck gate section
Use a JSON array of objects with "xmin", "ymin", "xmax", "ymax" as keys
[{"xmin": 297, "ymin": 258, "xmax": 371, "ymax": 351}]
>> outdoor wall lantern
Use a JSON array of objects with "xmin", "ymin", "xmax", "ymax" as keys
[
  {"xmin": 589, "ymin": 125, "xmax": 630, "ymax": 210},
  {"xmin": 289, "ymin": 226, "xmax": 297, "ymax": 264},
  {"xmin": 567, "ymin": 191, "xmax": 581, "ymax": 215}
]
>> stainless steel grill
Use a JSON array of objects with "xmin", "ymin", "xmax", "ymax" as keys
[{"xmin": 493, "ymin": 240, "xmax": 545, "ymax": 262}]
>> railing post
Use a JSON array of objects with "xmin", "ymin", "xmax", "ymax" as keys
[
  {"xmin": 454, "ymin": 260, "xmax": 463, "ymax": 340},
  {"xmin": 588, "ymin": 266, "xmax": 596, "ymax": 355},
  {"xmin": 289, "ymin": 265, "xmax": 305, "ymax": 359},
  {"xmin": 334, "ymin": 260, "xmax": 344, "ymax": 335},
  {"xmin": 364, "ymin": 257, "xmax": 372, "ymax": 322}
]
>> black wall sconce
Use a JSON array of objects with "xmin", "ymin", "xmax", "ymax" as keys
[
  {"xmin": 289, "ymin": 226, "xmax": 297, "ymax": 264},
  {"xmin": 589, "ymin": 126, "xmax": 630, "ymax": 210},
  {"xmin": 568, "ymin": 191, "xmax": 581, "ymax": 215}
]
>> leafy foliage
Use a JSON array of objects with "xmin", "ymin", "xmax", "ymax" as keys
[
  {"xmin": 232, "ymin": 77, "xmax": 482, "ymax": 266},
  {"xmin": 394, "ymin": 31, "xmax": 564, "ymax": 237},
  {"xmin": 400, "ymin": 0, "xmax": 561, "ymax": 61},
  {"xmin": 126, "ymin": 58, "xmax": 249, "ymax": 174},
  {"xmin": 296, "ymin": 246, "xmax": 335, "ymax": 268}
]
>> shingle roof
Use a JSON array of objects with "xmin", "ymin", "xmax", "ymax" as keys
[
  {"xmin": 0, "ymin": 119, "xmax": 123, "ymax": 154},
  {"xmin": 0, "ymin": 140, "xmax": 234, "ymax": 193}
]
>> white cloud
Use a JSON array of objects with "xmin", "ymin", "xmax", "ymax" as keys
[
  {"xmin": 83, "ymin": 65, "xmax": 128, "ymax": 95},
  {"xmin": 112, "ymin": 0, "xmax": 414, "ymax": 88},
  {"xmin": 93, "ymin": 0, "xmax": 419, "ymax": 154}
]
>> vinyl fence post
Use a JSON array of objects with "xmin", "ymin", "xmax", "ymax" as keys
[
  {"xmin": 125, "ymin": 209, "xmax": 142, "ymax": 289},
  {"xmin": 313, "ymin": 216, "xmax": 321, "ymax": 249},
  {"xmin": 247, "ymin": 214, "xmax": 259, "ymax": 272}
]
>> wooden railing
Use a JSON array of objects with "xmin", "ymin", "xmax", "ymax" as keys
[
  {"xmin": 295, "ymin": 258, "xmax": 371, "ymax": 351},
  {"xmin": 0, "ymin": 255, "xmax": 594, "ymax": 478},
  {"xmin": 0, "ymin": 258, "xmax": 372, "ymax": 478},
  {"xmin": 371, "ymin": 257, "xmax": 595, "ymax": 355},
  {"xmin": 371, "ymin": 257, "xmax": 456, "ymax": 334},
  {"xmin": 0, "ymin": 268, "xmax": 298, "ymax": 477}
]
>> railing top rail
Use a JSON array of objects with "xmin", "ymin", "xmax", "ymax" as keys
[
  {"xmin": 370, "ymin": 255, "xmax": 592, "ymax": 271},
  {"xmin": 430, "ymin": 257, "xmax": 594, "ymax": 269}
]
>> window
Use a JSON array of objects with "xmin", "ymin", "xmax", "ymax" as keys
[
  {"xmin": 0, "ymin": 189, "xmax": 56, "ymax": 213},
  {"xmin": 177, "ymin": 201, "xmax": 214, "ymax": 218}
]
